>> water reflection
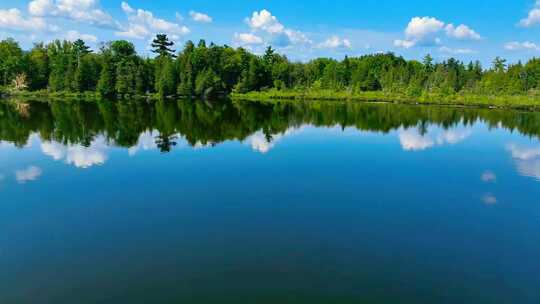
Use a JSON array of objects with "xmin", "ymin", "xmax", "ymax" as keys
[
  {"xmin": 507, "ymin": 144, "xmax": 540, "ymax": 181},
  {"xmin": 15, "ymin": 166, "xmax": 42, "ymax": 183},
  {"xmin": 398, "ymin": 126, "xmax": 471, "ymax": 151},
  {"xmin": 2, "ymin": 99, "xmax": 540, "ymax": 150},
  {"xmin": 2, "ymin": 99, "xmax": 540, "ymax": 304},
  {"xmin": 128, "ymin": 131, "xmax": 159, "ymax": 156},
  {"xmin": 41, "ymin": 137, "xmax": 108, "ymax": 168},
  {"xmin": 482, "ymin": 193, "xmax": 498, "ymax": 205},
  {"xmin": 481, "ymin": 171, "xmax": 497, "ymax": 183},
  {"xmin": 2, "ymin": 98, "xmax": 540, "ymax": 173},
  {"xmin": 244, "ymin": 127, "xmax": 303, "ymax": 154}
]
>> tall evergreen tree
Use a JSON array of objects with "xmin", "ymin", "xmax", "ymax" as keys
[
  {"xmin": 73, "ymin": 39, "xmax": 92, "ymax": 56},
  {"xmin": 151, "ymin": 34, "xmax": 176, "ymax": 58}
]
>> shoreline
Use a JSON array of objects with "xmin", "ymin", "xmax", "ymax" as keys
[
  {"xmin": 4, "ymin": 89, "xmax": 540, "ymax": 112},
  {"xmin": 231, "ymin": 90, "xmax": 540, "ymax": 111}
]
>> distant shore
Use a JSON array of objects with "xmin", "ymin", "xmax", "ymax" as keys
[
  {"xmin": 4, "ymin": 89, "xmax": 540, "ymax": 111},
  {"xmin": 232, "ymin": 89, "xmax": 540, "ymax": 111}
]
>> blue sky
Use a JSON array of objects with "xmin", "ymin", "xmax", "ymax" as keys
[{"xmin": 2, "ymin": 0, "xmax": 540, "ymax": 66}]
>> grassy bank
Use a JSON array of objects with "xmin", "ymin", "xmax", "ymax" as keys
[
  {"xmin": 232, "ymin": 89, "xmax": 540, "ymax": 111},
  {"xmin": 1, "ymin": 90, "xmax": 161, "ymax": 101},
  {"xmin": 5, "ymin": 88, "xmax": 540, "ymax": 111}
]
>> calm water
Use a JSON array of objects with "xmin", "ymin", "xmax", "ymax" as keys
[{"xmin": 1, "ymin": 99, "xmax": 540, "ymax": 303}]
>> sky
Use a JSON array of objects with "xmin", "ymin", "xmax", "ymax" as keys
[{"xmin": 1, "ymin": 0, "xmax": 540, "ymax": 66}]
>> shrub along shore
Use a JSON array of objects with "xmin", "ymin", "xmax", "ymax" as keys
[
  {"xmin": 231, "ymin": 89, "xmax": 540, "ymax": 111},
  {"xmin": 5, "ymin": 89, "xmax": 540, "ymax": 112}
]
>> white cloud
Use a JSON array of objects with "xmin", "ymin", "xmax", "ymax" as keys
[
  {"xmin": 66, "ymin": 30, "xmax": 97, "ymax": 42},
  {"xmin": 318, "ymin": 36, "xmax": 352, "ymax": 49},
  {"xmin": 394, "ymin": 39, "xmax": 416, "ymax": 49},
  {"xmin": 405, "ymin": 17, "xmax": 445, "ymax": 40},
  {"xmin": 283, "ymin": 29, "xmax": 311, "ymax": 45},
  {"xmin": 504, "ymin": 41, "xmax": 540, "ymax": 51},
  {"xmin": 519, "ymin": 0, "xmax": 540, "ymax": 27},
  {"xmin": 234, "ymin": 32, "xmax": 263, "ymax": 45},
  {"xmin": 28, "ymin": 0, "xmax": 118, "ymax": 29},
  {"xmin": 395, "ymin": 16, "xmax": 444, "ymax": 48},
  {"xmin": 246, "ymin": 9, "xmax": 284, "ymax": 34},
  {"xmin": 117, "ymin": 2, "xmax": 190, "ymax": 40},
  {"xmin": 189, "ymin": 11, "xmax": 212, "ymax": 23},
  {"xmin": 243, "ymin": 9, "xmax": 311, "ymax": 47},
  {"xmin": 439, "ymin": 46, "xmax": 476, "ymax": 54},
  {"xmin": 0, "ymin": 8, "xmax": 55, "ymax": 32},
  {"xmin": 121, "ymin": 1, "xmax": 134, "ymax": 14},
  {"xmin": 15, "ymin": 166, "xmax": 42, "ymax": 184},
  {"xmin": 394, "ymin": 16, "xmax": 480, "ymax": 49},
  {"xmin": 28, "ymin": 0, "xmax": 54, "ymax": 16},
  {"xmin": 445, "ymin": 24, "xmax": 481, "ymax": 40}
]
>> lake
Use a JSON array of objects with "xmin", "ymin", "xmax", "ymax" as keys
[{"xmin": 1, "ymin": 99, "xmax": 539, "ymax": 303}]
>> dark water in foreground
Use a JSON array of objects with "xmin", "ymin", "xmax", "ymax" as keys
[{"xmin": 1, "ymin": 99, "xmax": 540, "ymax": 303}]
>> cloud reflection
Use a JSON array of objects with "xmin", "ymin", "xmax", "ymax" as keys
[
  {"xmin": 507, "ymin": 144, "xmax": 540, "ymax": 181},
  {"xmin": 128, "ymin": 131, "xmax": 159, "ymax": 156},
  {"xmin": 41, "ymin": 137, "xmax": 108, "ymax": 169},
  {"xmin": 244, "ymin": 127, "xmax": 303, "ymax": 154},
  {"xmin": 15, "ymin": 166, "xmax": 42, "ymax": 183},
  {"xmin": 398, "ymin": 129, "xmax": 435, "ymax": 151},
  {"xmin": 398, "ymin": 127, "xmax": 471, "ymax": 151},
  {"xmin": 482, "ymin": 193, "xmax": 498, "ymax": 205},
  {"xmin": 481, "ymin": 171, "xmax": 496, "ymax": 182}
]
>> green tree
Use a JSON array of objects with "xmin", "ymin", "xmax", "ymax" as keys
[
  {"xmin": 195, "ymin": 68, "xmax": 223, "ymax": 99},
  {"xmin": 156, "ymin": 56, "xmax": 177, "ymax": 97},
  {"xmin": 151, "ymin": 34, "xmax": 176, "ymax": 58},
  {"xmin": 0, "ymin": 38, "xmax": 24, "ymax": 87},
  {"xmin": 97, "ymin": 48, "xmax": 115, "ymax": 97},
  {"xmin": 26, "ymin": 43, "xmax": 49, "ymax": 90}
]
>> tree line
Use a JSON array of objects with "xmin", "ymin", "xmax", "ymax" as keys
[{"xmin": 2, "ymin": 34, "xmax": 540, "ymax": 99}]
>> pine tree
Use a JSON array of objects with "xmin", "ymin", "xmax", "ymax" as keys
[
  {"xmin": 151, "ymin": 34, "xmax": 176, "ymax": 58},
  {"xmin": 423, "ymin": 54, "xmax": 434, "ymax": 73},
  {"xmin": 493, "ymin": 57, "xmax": 507, "ymax": 73},
  {"xmin": 73, "ymin": 39, "xmax": 92, "ymax": 56}
]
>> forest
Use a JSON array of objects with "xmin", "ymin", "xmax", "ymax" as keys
[{"xmin": 2, "ymin": 34, "xmax": 540, "ymax": 103}]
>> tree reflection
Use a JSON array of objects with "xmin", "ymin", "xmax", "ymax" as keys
[
  {"xmin": 1, "ymin": 98, "xmax": 540, "ymax": 153},
  {"xmin": 155, "ymin": 134, "xmax": 178, "ymax": 153}
]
